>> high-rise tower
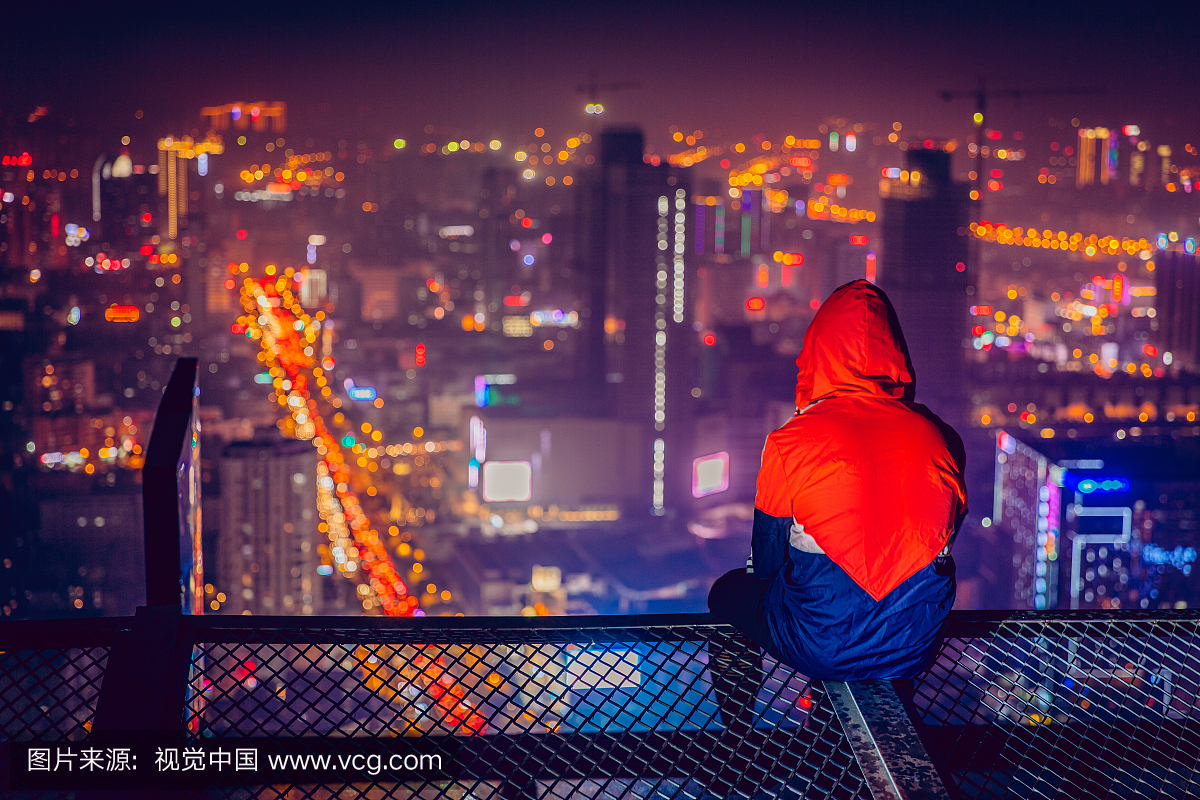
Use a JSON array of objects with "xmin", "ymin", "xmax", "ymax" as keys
[
  {"xmin": 576, "ymin": 129, "xmax": 694, "ymax": 519},
  {"xmin": 218, "ymin": 434, "xmax": 326, "ymax": 615},
  {"xmin": 879, "ymin": 147, "xmax": 971, "ymax": 425}
]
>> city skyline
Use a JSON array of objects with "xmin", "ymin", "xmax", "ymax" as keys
[
  {"xmin": 2, "ymin": 11, "xmax": 1199, "ymax": 798},
  {"xmin": 1, "ymin": 3, "xmax": 1198, "ymax": 625}
]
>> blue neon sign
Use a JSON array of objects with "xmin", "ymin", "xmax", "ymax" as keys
[{"xmin": 1076, "ymin": 477, "xmax": 1130, "ymax": 494}]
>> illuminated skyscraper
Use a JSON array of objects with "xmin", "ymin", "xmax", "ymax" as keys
[
  {"xmin": 993, "ymin": 431, "xmax": 1062, "ymax": 609},
  {"xmin": 1156, "ymin": 250, "xmax": 1200, "ymax": 372},
  {"xmin": 201, "ymin": 101, "xmax": 287, "ymax": 134},
  {"xmin": 156, "ymin": 135, "xmax": 224, "ymax": 240},
  {"xmin": 218, "ymin": 435, "xmax": 327, "ymax": 615},
  {"xmin": 576, "ymin": 129, "xmax": 694, "ymax": 519}
]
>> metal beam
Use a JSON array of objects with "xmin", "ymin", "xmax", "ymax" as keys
[
  {"xmin": 827, "ymin": 680, "xmax": 953, "ymax": 800},
  {"xmin": 142, "ymin": 357, "xmax": 198, "ymax": 608}
]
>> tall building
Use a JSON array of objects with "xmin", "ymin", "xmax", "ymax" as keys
[
  {"xmin": 576, "ymin": 129, "xmax": 694, "ymax": 519},
  {"xmin": 879, "ymin": 146, "xmax": 971, "ymax": 426},
  {"xmin": 479, "ymin": 166, "xmax": 521, "ymax": 285},
  {"xmin": 218, "ymin": 434, "xmax": 325, "ymax": 615},
  {"xmin": 1156, "ymin": 250, "xmax": 1200, "ymax": 373},
  {"xmin": 993, "ymin": 431, "xmax": 1061, "ymax": 610}
]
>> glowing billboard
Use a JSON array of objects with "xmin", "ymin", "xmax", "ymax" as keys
[
  {"xmin": 692, "ymin": 452, "xmax": 730, "ymax": 498},
  {"xmin": 481, "ymin": 460, "xmax": 533, "ymax": 502}
]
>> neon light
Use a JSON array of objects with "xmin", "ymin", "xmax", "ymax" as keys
[
  {"xmin": 1076, "ymin": 478, "xmax": 1130, "ymax": 494},
  {"xmin": 692, "ymin": 452, "xmax": 730, "ymax": 497}
]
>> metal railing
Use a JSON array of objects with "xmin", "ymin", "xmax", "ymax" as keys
[
  {"xmin": 2, "ymin": 609, "xmax": 1198, "ymax": 798},
  {"xmin": 908, "ymin": 610, "xmax": 1200, "ymax": 799},
  {"xmin": 2, "ymin": 358, "xmax": 1197, "ymax": 799}
]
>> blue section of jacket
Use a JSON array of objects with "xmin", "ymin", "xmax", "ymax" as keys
[{"xmin": 751, "ymin": 509, "xmax": 955, "ymax": 681}]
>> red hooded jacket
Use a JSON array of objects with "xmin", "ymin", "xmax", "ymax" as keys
[{"xmin": 754, "ymin": 279, "xmax": 967, "ymax": 602}]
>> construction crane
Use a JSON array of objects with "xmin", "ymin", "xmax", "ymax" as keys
[
  {"xmin": 575, "ymin": 70, "xmax": 641, "ymax": 116},
  {"xmin": 940, "ymin": 78, "xmax": 1103, "ymax": 219}
]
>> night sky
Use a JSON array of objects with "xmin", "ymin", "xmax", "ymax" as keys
[{"xmin": 7, "ymin": 2, "xmax": 1200, "ymax": 153}]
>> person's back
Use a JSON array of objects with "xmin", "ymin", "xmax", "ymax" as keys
[{"xmin": 708, "ymin": 279, "xmax": 966, "ymax": 682}]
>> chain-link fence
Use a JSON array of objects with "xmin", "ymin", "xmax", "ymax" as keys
[
  {"xmin": 3, "ymin": 611, "xmax": 1199, "ymax": 799},
  {"xmin": 907, "ymin": 611, "xmax": 1200, "ymax": 799},
  {"xmin": 0, "ymin": 620, "xmax": 126, "ymax": 744},
  {"xmin": 183, "ymin": 616, "xmax": 867, "ymax": 799}
]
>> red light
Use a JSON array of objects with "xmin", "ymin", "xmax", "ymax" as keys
[
  {"xmin": 415, "ymin": 344, "xmax": 426, "ymax": 367},
  {"xmin": 521, "ymin": 218, "xmax": 533, "ymax": 228},
  {"xmin": 1092, "ymin": 274, "xmax": 1105, "ymax": 286},
  {"xmin": 140, "ymin": 245, "xmax": 153, "ymax": 256},
  {"xmin": 224, "ymin": 278, "xmax": 236, "ymax": 290},
  {"xmin": 970, "ymin": 305, "xmax": 993, "ymax": 315},
  {"xmin": 746, "ymin": 297, "xmax": 765, "ymax": 311},
  {"xmin": 990, "ymin": 169, "xmax": 1003, "ymax": 179},
  {"xmin": 230, "ymin": 323, "xmax": 248, "ymax": 334},
  {"xmin": 849, "ymin": 235, "xmax": 868, "ymax": 246},
  {"xmin": 234, "ymin": 659, "xmax": 256, "ymax": 683},
  {"xmin": 1, "ymin": 157, "xmax": 7, "ymax": 165},
  {"xmin": 236, "ymin": 229, "xmax": 247, "ymax": 240},
  {"xmin": 703, "ymin": 333, "xmax": 716, "ymax": 346},
  {"xmin": 17, "ymin": 152, "xmax": 31, "ymax": 167},
  {"xmin": 781, "ymin": 253, "xmax": 803, "ymax": 265},
  {"xmin": 809, "ymin": 298, "xmax": 820, "ymax": 310},
  {"xmin": 987, "ymin": 130, "xmax": 1002, "ymax": 140},
  {"xmin": 720, "ymin": 159, "xmax": 731, "ymax": 169},
  {"xmin": 1143, "ymin": 344, "xmax": 1157, "ymax": 357},
  {"xmin": 104, "ymin": 306, "xmax": 140, "ymax": 323},
  {"xmin": 972, "ymin": 324, "xmax": 985, "ymax": 336},
  {"xmin": 142, "ymin": 212, "xmax": 152, "ymax": 223},
  {"xmin": 956, "ymin": 262, "xmax": 966, "ymax": 272},
  {"xmin": 50, "ymin": 214, "xmax": 59, "ymax": 238},
  {"xmin": 541, "ymin": 233, "xmax": 552, "ymax": 244},
  {"xmin": 149, "ymin": 255, "xmax": 160, "ymax": 264},
  {"xmin": 503, "ymin": 295, "xmax": 529, "ymax": 306}
]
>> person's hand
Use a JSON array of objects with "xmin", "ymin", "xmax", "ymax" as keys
[{"xmin": 790, "ymin": 520, "xmax": 825, "ymax": 553}]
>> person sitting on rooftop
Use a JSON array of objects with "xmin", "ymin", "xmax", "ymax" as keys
[{"xmin": 708, "ymin": 278, "xmax": 967, "ymax": 685}]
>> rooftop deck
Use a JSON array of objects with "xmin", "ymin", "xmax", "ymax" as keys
[{"xmin": 2, "ymin": 608, "xmax": 1198, "ymax": 798}]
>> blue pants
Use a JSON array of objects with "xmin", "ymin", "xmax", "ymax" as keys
[{"xmin": 707, "ymin": 510, "xmax": 791, "ymax": 662}]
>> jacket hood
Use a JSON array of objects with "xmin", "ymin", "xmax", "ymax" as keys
[{"xmin": 795, "ymin": 280, "xmax": 915, "ymax": 408}]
